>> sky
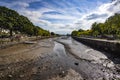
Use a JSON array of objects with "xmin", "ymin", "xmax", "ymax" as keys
[{"xmin": 0, "ymin": 0, "xmax": 120, "ymax": 34}]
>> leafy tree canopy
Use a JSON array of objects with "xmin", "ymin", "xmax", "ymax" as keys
[{"xmin": 0, "ymin": 6, "xmax": 50, "ymax": 36}]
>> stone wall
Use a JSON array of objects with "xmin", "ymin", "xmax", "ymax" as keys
[{"xmin": 72, "ymin": 37, "xmax": 120, "ymax": 56}]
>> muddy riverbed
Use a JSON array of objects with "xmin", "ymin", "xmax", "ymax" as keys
[{"xmin": 0, "ymin": 37, "xmax": 120, "ymax": 80}]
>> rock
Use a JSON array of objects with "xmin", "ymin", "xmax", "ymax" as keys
[
  {"xmin": 20, "ymin": 75, "xmax": 24, "ymax": 78},
  {"xmin": 0, "ymin": 73, "xmax": 4, "ymax": 77},
  {"xmin": 16, "ymin": 59, "xmax": 19, "ymax": 62},
  {"xmin": 59, "ymin": 71, "xmax": 66, "ymax": 77},
  {"xmin": 8, "ymin": 75, "xmax": 12, "ymax": 78},
  {"xmin": 106, "ymin": 62, "xmax": 114, "ymax": 68},
  {"xmin": 7, "ymin": 67, "xmax": 10, "ymax": 70},
  {"xmin": 62, "ymin": 71, "xmax": 65, "ymax": 74}
]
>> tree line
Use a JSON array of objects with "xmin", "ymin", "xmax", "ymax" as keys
[
  {"xmin": 71, "ymin": 13, "xmax": 120, "ymax": 39},
  {"xmin": 0, "ymin": 6, "xmax": 55, "ymax": 38}
]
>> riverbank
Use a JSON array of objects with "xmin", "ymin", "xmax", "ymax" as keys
[
  {"xmin": 0, "ymin": 38, "xmax": 54, "ymax": 80},
  {"xmin": 72, "ymin": 36, "xmax": 120, "ymax": 57},
  {"xmin": 0, "ymin": 36, "xmax": 54, "ymax": 49}
]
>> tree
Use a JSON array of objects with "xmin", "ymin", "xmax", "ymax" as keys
[
  {"xmin": 51, "ymin": 32, "xmax": 55, "ymax": 36},
  {"xmin": 71, "ymin": 30, "xmax": 79, "ymax": 36},
  {"xmin": 0, "ymin": 6, "xmax": 51, "ymax": 37},
  {"xmin": 78, "ymin": 29, "xmax": 84, "ymax": 32}
]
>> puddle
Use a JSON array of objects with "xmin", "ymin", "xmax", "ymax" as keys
[{"xmin": 53, "ymin": 42, "xmax": 67, "ymax": 57}]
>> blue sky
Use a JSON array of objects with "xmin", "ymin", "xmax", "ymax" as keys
[{"xmin": 0, "ymin": 0, "xmax": 120, "ymax": 34}]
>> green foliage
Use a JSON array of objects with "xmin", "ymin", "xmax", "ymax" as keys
[
  {"xmin": 71, "ymin": 30, "xmax": 79, "ymax": 36},
  {"xmin": 71, "ymin": 29, "xmax": 92, "ymax": 37},
  {"xmin": 72, "ymin": 13, "xmax": 120, "ymax": 39},
  {"xmin": 0, "ymin": 6, "xmax": 50, "ymax": 36},
  {"xmin": 91, "ymin": 13, "xmax": 120, "ymax": 37}
]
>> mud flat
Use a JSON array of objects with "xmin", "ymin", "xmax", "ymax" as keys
[
  {"xmin": 0, "ymin": 38, "xmax": 54, "ymax": 80},
  {"xmin": 0, "ymin": 38, "xmax": 84, "ymax": 80},
  {"xmin": 0, "ymin": 37, "xmax": 120, "ymax": 80}
]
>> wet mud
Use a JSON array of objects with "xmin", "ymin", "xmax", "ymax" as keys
[{"xmin": 0, "ymin": 37, "xmax": 120, "ymax": 80}]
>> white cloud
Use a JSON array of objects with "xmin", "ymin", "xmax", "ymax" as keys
[
  {"xmin": 12, "ymin": 2, "xmax": 29, "ymax": 8},
  {"xmin": 42, "ymin": 14, "xmax": 78, "ymax": 20},
  {"xmin": 73, "ymin": 0, "xmax": 120, "ymax": 30},
  {"xmin": 19, "ymin": 8, "xmax": 54, "ymax": 24},
  {"xmin": 0, "ymin": 0, "xmax": 120, "ymax": 34},
  {"xmin": 15, "ymin": 0, "xmax": 120, "ymax": 34}
]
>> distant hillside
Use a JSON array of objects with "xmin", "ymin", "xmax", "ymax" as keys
[{"xmin": 0, "ymin": 6, "xmax": 50, "ymax": 36}]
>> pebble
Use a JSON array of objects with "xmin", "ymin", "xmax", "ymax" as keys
[
  {"xmin": 20, "ymin": 75, "xmax": 24, "ymax": 78},
  {"xmin": 8, "ymin": 75, "xmax": 12, "ymax": 78},
  {"xmin": 7, "ymin": 67, "xmax": 10, "ymax": 70},
  {"xmin": 62, "ymin": 71, "xmax": 65, "ymax": 74},
  {"xmin": 0, "ymin": 73, "xmax": 4, "ymax": 77},
  {"xmin": 16, "ymin": 59, "xmax": 19, "ymax": 62},
  {"xmin": 58, "ymin": 71, "xmax": 66, "ymax": 77}
]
